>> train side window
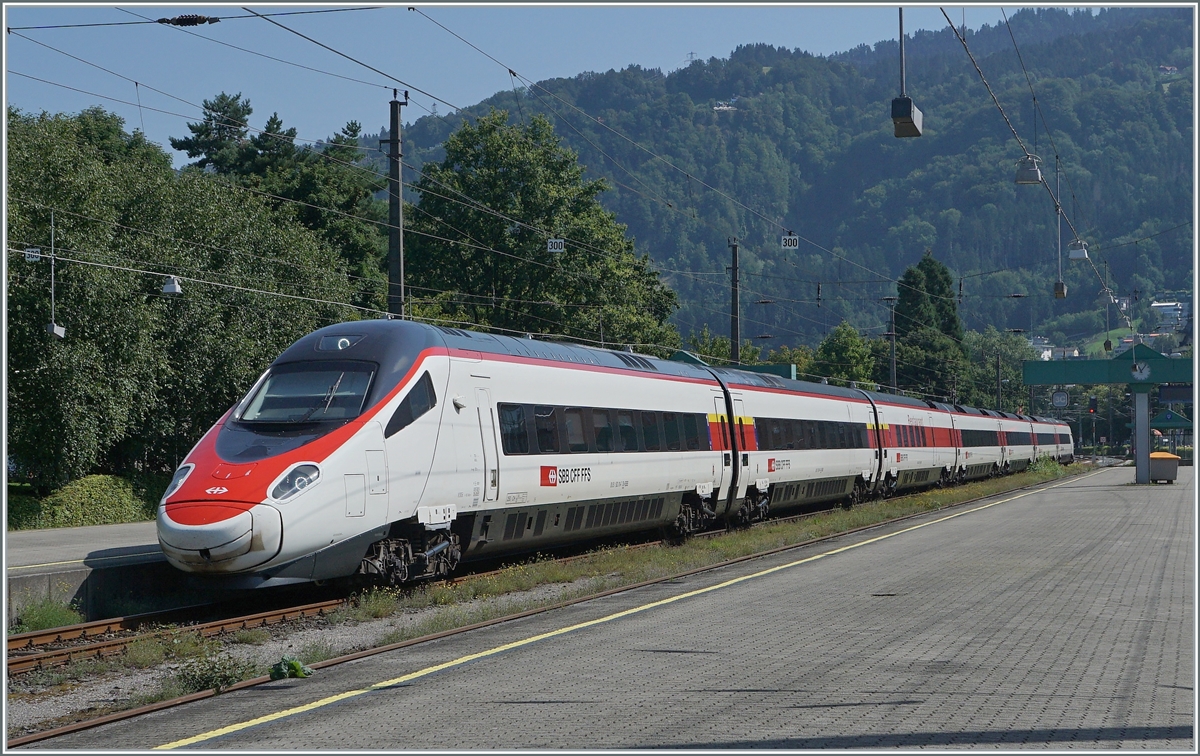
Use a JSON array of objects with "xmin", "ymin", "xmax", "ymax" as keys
[
  {"xmin": 795, "ymin": 421, "xmax": 808, "ymax": 450},
  {"xmin": 498, "ymin": 404, "xmax": 528, "ymax": 454},
  {"xmin": 837, "ymin": 422, "xmax": 848, "ymax": 449},
  {"xmin": 682, "ymin": 413, "xmax": 701, "ymax": 450},
  {"xmin": 663, "ymin": 412, "xmax": 682, "ymax": 451},
  {"xmin": 699, "ymin": 413, "xmax": 713, "ymax": 450},
  {"xmin": 534, "ymin": 406, "xmax": 559, "ymax": 453},
  {"xmin": 592, "ymin": 409, "xmax": 614, "ymax": 452},
  {"xmin": 385, "ymin": 371, "xmax": 437, "ymax": 438},
  {"xmin": 616, "ymin": 411, "xmax": 638, "ymax": 451},
  {"xmin": 816, "ymin": 422, "xmax": 827, "ymax": 449},
  {"xmin": 767, "ymin": 419, "xmax": 780, "ymax": 451},
  {"xmin": 641, "ymin": 411, "xmax": 660, "ymax": 451},
  {"xmin": 564, "ymin": 409, "xmax": 588, "ymax": 452}
]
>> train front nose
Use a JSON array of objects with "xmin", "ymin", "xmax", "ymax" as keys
[{"xmin": 158, "ymin": 502, "xmax": 283, "ymax": 573}]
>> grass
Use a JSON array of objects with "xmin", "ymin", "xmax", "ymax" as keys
[
  {"xmin": 7, "ymin": 596, "xmax": 85, "ymax": 635},
  {"xmin": 230, "ymin": 628, "xmax": 272, "ymax": 645}
]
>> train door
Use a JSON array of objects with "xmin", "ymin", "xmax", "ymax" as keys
[
  {"xmin": 732, "ymin": 397, "xmax": 751, "ymax": 503},
  {"xmin": 475, "ymin": 387, "xmax": 499, "ymax": 503},
  {"xmin": 712, "ymin": 395, "xmax": 731, "ymax": 503}
]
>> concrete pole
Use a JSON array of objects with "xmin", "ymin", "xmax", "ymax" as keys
[
  {"xmin": 387, "ymin": 91, "xmax": 407, "ymax": 318},
  {"xmin": 1134, "ymin": 390, "xmax": 1150, "ymax": 484}
]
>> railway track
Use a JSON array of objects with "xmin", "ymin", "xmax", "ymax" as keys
[{"xmin": 5, "ymin": 508, "xmax": 823, "ymax": 677}]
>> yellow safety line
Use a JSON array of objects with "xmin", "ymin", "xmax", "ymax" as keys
[
  {"xmin": 10, "ymin": 551, "xmax": 163, "ymax": 571},
  {"xmin": 157, "ymin": 469, "xmax": 1106, "ymax": 749}
]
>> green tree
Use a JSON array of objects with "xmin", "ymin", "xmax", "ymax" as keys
[
  {"xmin": 406, "ymin": 110, "xmax": 679, "ymax": 349},
  {"xmin": 167, "ymin": 92, "xmax": 253, "ymax": 174},
  {"xmin": 894, "ymin": 266, "xmax": 936, "ymax": 339},
  {"xmin": 173, "ymin": 100, "xmax": 389, "ymax": 311},
  {"xmin": 895, "ymin": 327, "xmax": 967, "ymax": 402},
  {"xmin": 915, "ymin": 250, "xmax": 963, "ymax": 344},
  {"xmin": 684, "ymin": 325, "xmax": 762, "ymax": 365},
  {"xmin": 8, "ymin": 106, "xmax": 357, "ymax": 490},
  {"xmin": 960, "ymin": 327, "xmax": 1040, "ymax": 412},
  {"xmin": 811, "ymin": 321, "xmax": 874, "ymax": 386}
]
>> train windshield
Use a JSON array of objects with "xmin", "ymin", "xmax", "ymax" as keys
[{"xmin": 238, "ymin": 361, "xmax": 376, "ymax": 424}]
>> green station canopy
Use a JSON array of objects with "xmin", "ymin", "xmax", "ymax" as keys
[{"xmin": 1125, "ymin": 409, "xmax": 1193, "ymax": 430}]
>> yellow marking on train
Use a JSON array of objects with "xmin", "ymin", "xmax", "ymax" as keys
[
  {"xmin": 156, "ymin": 469, "xmax": 1107, "ymax": 749},
  {"xmin": 707, "ymin": 413, "xmax": 726, "ymax": 423},
  {"xmin": 9, "ymin": 551, "xmax": 163, "ymax": 571}
]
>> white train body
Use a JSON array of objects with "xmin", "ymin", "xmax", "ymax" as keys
[{"xmin": 157, "ymin": 321, "xmax": 1073, "ymax": 587}]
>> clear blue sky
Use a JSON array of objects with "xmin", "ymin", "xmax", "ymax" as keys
[{"xmin": 6, "ymin": 4, "xmax": 1018, "ymax": 167}]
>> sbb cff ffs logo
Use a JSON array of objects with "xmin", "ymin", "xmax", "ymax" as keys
[{"xmin": 540, "ymin": 466, "xmax": 591, "ymax": 486}]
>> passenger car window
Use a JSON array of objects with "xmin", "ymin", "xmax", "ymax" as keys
[
  {"xmin": 535, "ymin": 406, "xmax": 559, "ymax": 453},
  {"xmin": 592, "ymin": 409, "xmax": 614, "ymax": 452},
  {"xmin": 664, "ymin": 412, "xmax": 681, "ymax": 451},
  {"xmin": 617, "ymin": 411, "xmax": 638, "ymax": 451},
  {"xmin": 499, "ymin": 404, "xmax": 528, "ymax": 454},
  {"xmin": 564, "ymin": 409, "xmax": 588, "ymax": 452},
  {"xmin": 641, "ymin": 412, "xmax": 660, "ymax": 450},
  {"xmin": 683, "ymin": 414, "xmax": 701, "ymax": 450}
]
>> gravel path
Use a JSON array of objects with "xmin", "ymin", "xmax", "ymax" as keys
[{"xmin": 6, "ymin": 580, "xmax": 591, "ymax": 738}]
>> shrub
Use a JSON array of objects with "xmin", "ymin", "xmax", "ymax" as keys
[
  {"xmin": 7, "ymin": 473, "xmax": 170, "ymax": 530},
  {"xmin": 176, "ymin": 651, "xmax": 258, "ymax": 693},
  {"xmin": 8, "ymin": 596, "xmax": 85, "ymax": 634}
]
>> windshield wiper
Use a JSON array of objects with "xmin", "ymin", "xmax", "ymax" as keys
[{"xmin": 297, "ymin": 371, "xmax": 345, "ymax": 422}]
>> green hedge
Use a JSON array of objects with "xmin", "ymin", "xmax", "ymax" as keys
[{"xmin": 7, "ymin": 473, "xmax": 170, "ymax": 531}]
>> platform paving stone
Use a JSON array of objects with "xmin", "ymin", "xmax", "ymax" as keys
[{"xmin": 31, "ymin": 466, "xmax": 1193, "ymax": 750}]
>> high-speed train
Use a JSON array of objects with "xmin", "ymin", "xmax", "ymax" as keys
[{"xmin": 157, "ymin": 320, "xmax": 1074, "ymax": 588}]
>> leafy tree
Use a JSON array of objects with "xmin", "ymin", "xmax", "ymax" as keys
[
  {"xmin": 959, "ymin": 327, "xmax": 1040, "ymax": 412},
  {"xmin": 405, "ymin": 110, "xmax": 679, "ymax": 350},
  {"xmin": 8, "ymin": 106, "xmax": 357, "ymax": 490},
  {"xmin": 915, "ymin": 251, "xmax": 963, "ymax": 343},
  {"xmin": 167, "ymin": 92, "xmax": 253, "ymax": 173},
  {"xmin": 764, "ymin": 344, "xmax": 813, "ymax": 373},
  {"xmin": 811, "ymin": 321, "xmax": 875, "ymax": 386},
  {"xmin": 173, "ymin": 99, "xmax": 389, "ymax": 311},
  {"xmin": 684, "ymin": 325, "xmax": 762, "ymax": 365},
  {"xmin": 895, "ymin": 327, "xmax": 967, "ymax": 402},
  {"xmin": 894, "ymin": 266, "xmax": 937, "ymax": 339}
]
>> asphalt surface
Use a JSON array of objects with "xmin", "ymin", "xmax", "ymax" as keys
[{"xmin": 29, "ymin": 466, "xmax": 1194, "ymax": 750}]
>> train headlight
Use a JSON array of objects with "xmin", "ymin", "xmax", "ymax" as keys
[
  {"xmin": 160, "ymin": 465, "xmax": 194, "ymax": 504},
  {"xmin": 271, "ymin": 464, "xmax": 320, "ymax": 502}
]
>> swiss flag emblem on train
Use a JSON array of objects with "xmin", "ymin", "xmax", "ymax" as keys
[
  {"xmin": 767, "ymin": 459, "xmax": 776, "ymax": 472},
  {"xmin": 540, "ymin": 466, "xmax": 558, "ymax": 486}
]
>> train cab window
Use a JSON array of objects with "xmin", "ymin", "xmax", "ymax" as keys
[
  {"xmin": 564, "ymin": 409, "xmax": 588, "ymax": 452},
  {"xmin": 663, "ymin": 413, "xmax": 682, "ymax": 451},
  {"xmin": 641, "ymin": 412, "xmax": 660, "ymax": 450},
  {"xmin": 617, "ymin": 411, "xmax": 638, "ymax": 451},
  {"xmin": 534, "ymin": 406, "xmax": 559, "ymax": 453},
  {"xmin": 683, "ymin": 414, "xmax": 701, "ymax": 450},
  {"xmin": 498, "ymin": 404, "xmax": 529, "ymax": 454},
  {"xmin": 384, "ymin": 371, "xmax": 437, "ymax": 438},
  {"xmin": 592, "ymin": 410, "xmax": 614, "ymax": 452}
]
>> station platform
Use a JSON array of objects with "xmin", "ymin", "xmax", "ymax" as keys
[{"xmin": 6, "ymin": 521, "xmax": 227, "ymax": 619}]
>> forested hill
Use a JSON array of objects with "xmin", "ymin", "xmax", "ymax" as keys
[{"xmin": 396, "ymin": 7, "xmax": 1193, "ymax": 348}]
